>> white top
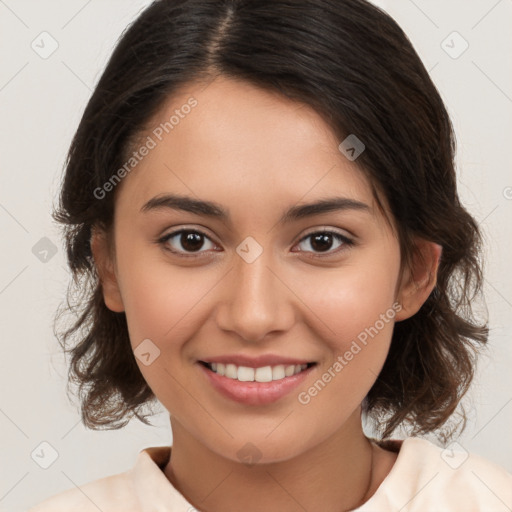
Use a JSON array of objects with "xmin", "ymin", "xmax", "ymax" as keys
[{"xmin": 27, "ymin": 436, "xmax": 512, "ymax": 511}]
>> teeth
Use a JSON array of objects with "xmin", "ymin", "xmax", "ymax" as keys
[
  {"xmin": 272, "ymin": 365, "xmax": 285, "ymax": 380},
  {"xmin": 255, "ymin": 366, "xmax": 272, "ymax": 382},
  {"xmin": 285, "ymin": 365, "xmax": 296, "ymax": 377},
  {"xmin": 238, "ymin": 366, "xmax": 255, "ymax": 382},
  {"xmin": 207, "ymin": 362, "xmax": 309, "ymax": 382},
  {"xmin": 225, "ymin": 364, "xmax": 237, "ymax": 379}
]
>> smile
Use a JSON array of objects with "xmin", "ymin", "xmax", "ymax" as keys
[
  {"xmin": 200, "ymin": 361, "xmax": 315, "ymax": 382},
  {"xmin": 198, "ymin": 360, "xmax": 317, "ymax": 405}
]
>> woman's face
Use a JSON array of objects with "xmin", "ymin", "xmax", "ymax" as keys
[{"xmin": 95, "ymin": 76, "xmax": 427, "ymax": 463}]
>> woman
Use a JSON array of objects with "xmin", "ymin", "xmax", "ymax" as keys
[{"xmin": 29, "ymin": 0, "xmax": 512, "ymax": 510}]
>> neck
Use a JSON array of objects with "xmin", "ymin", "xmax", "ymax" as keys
[{"xmin": 164, "ymin": 410, "xmax": 376, "ymax": 512}]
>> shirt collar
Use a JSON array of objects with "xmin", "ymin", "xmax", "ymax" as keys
[{"xmin": 130, "ymin": 445, "xmax": 195, "ymax": 511}]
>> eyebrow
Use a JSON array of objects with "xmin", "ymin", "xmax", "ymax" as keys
[{"xmin": 140, "ymin": 193, "xmax": 371, "ymax": 225}]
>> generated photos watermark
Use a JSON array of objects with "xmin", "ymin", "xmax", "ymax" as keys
[
  {"xmin": 298, "ymin": 301, "xmax": 402, "ymax": 405},
  {"xmin": 93, "ymin": 96, "xmax": 198, "ymax": 200}
]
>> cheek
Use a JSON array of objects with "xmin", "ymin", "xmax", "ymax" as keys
[
  {"xmin": 296, "ymin": 251, "xmax": 401, "ymax": 352},
  {"xmin": 115, "ymin": 242, "xmax": 215, "ymax": 347},
  {"xmin": 114, "ymin": 247, "xmax": 215, "ymax": 413},
  {"xmin": 291, "ymin": 259, "xmax": 400, "ymax": 428}
]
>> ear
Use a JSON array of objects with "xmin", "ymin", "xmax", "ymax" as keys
[
  {"xmin": 394, "ymin": 239, "xmax": 442, "ymax": 322},
  {"xmin": 90, "ymin": 226, "xmax": 125, "ymax": 313}
]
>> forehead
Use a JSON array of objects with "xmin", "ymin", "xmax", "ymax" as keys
[{"xmin": 115, "ymin": 76, "xmax": 388, "ymax": 226}]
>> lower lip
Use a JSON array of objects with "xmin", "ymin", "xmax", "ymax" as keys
[{"xmin": 198, "ymin": 363, "xmax": 315, "ymax": 406}]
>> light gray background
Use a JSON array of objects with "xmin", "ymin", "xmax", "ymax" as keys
[{"xmin": 0, "ymin": 1, "xmax": 511, "ymax": 511}]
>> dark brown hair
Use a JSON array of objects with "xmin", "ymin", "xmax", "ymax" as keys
[{"xmin": 54, "ymin": 0, "xmax": 488, "ymax": 440}]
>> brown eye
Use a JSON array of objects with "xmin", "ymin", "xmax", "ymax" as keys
[
  {"xmin": 295, "ymin": 231, "xmax": 353, "ymax": 256},
  {"xmin": 159, "ymin": 229, "xmax": 216, "ymax": 256},
  {"xmin": 178, "ymin": 231, "xmax": 206, "ymax": 252}
]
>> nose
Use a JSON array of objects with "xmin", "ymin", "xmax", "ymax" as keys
[{"xmin": 215, "ymin": 247, "xmax": 295, "ymax": 343}]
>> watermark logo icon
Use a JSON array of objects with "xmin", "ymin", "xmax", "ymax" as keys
[
  {"xmin": 236, "ymin": 236, "xmax": 263, "ymax": 264},
  {"xmin": 237, "ymin": 442, "xmax": 263, "ymax": 467},
  {"xmin": 441, "ymin": 31, "xmax": 469, "ymax": 59},
  {"xmin": 31, "ymin": 31, "xmax": 59, "ymax": 59},
  {"xmin": 32, "ymin": 237, "xmax": 58, "ymax": 263},
  {"xmin": 134, "ymin": 338, "xmax": 161, "ymax": 366},
  {"xmin": 338, "ymin": 134, "xmax": 365, "ymax": 161},
  {"xmin": 31, "ymin": 441, "xmax": 59, "ymax": 469},
  {"xmin": 441, "ymin": 441, "xmax": 469, "ymax": 469}
]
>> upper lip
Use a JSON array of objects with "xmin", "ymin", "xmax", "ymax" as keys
[{"xmin": 199, "ymin": 354, "xmax": 315, "ymax": 368}]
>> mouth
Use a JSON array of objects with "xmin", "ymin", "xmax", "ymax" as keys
[
  {"xmin": 199, "ymin": 361, "xmax": 317, "ymax": 382},
  {"xmin": 198, "ymin": 359, "xmax": 317, "ymax": 405}
]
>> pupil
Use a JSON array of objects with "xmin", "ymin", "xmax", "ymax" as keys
[
  {"xmin": 182, "ymin": 232, "xmax": 203, "ymax": 252},
  {"xmin": 311, "ymin": 233, "xmax": 332, "ymax": 252}
]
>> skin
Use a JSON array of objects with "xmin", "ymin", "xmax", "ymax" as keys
[{"xmin": 92, "ymin": 75, "xmax": 441, "ymax": 512}]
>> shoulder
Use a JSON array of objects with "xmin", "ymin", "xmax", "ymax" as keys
[
  {"xmin": 26, "ymin": 471, "xmax": 138, "ymax": 512},
  {"xmin": 26, "ymin": 446, "xmax": 176, "ymax": 512},
  {"xmin": 362, "ymin": 437, "xmax": 512, "ymax": 511}
]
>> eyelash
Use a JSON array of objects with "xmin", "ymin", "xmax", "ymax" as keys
[{"xmin": 156, "ymin": 228, "xmax": 354, "ymax": 259}]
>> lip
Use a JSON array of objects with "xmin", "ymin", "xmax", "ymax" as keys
[
  {"xmin": 198, "ymin": 361, "xmax": 316, "ymax": 406},
  {"xmin": 199, "ymin": 354, "xmax": 314, "ymax": 368}
]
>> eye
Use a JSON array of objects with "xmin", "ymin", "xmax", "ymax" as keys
[
  {"xmin": 293, "ymin": 230, "xmax": 354, "ymax": 256},
  {"xmin": 157, "ymin": 227, "xmax": 354, "ymax": 259},
  {"xmin": 158, "ymin": 229, "xmax": 218, "ymax": 257}
]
